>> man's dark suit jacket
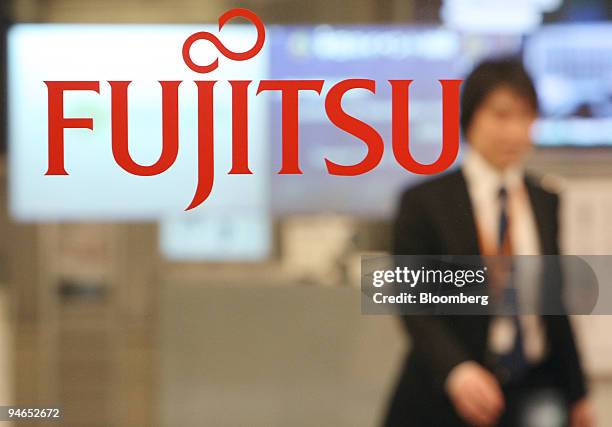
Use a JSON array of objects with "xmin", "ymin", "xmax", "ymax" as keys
[{"xmin": 383, "ymin": 169, "xmax": 587, "ymax": 427}]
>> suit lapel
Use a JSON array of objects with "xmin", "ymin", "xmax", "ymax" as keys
[
  {"xmin": 524, "ymin": 177, "xmax": 553, "ymax": 255},
  {"xmin": 445, "ymin": 170, "xmax": 481, "ymax": 255},
  {"xmin": 449, "ymin": 171, "xmax": 553, "ymax": 255}
]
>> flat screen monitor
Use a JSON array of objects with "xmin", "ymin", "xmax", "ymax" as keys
[{"xmin": 524, "ymin": 23, "xmax": 612, "ymax": 147}]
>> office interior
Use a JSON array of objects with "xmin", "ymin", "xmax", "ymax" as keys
[{"xmin": 1, "ymin": 0, "xmax": 612, "ymax": 426}]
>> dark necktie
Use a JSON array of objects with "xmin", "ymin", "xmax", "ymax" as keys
[{"xmin": 495, "ymin": 186, "xmax": 528, "ymax": 384}]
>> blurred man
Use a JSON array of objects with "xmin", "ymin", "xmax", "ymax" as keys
[{"xmin": 383, "ymin": 58, "xmax": 593, "ymax": 427}]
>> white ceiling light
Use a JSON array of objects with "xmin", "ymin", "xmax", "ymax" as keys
[{"xmin": 440, "ymin": 0, "xmax": 564, "ymax": 34}]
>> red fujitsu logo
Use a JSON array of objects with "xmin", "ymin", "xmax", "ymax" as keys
[
  {"xmin": 181, "ymin": 8, "xmax": 265, "ymax": 74},
  {"xmin": 44, "ymin": 8, "xmax": 462, "ymax": 210}
]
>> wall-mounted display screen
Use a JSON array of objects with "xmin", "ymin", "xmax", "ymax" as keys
[{"xmin": 524, "ymin": 24, "xmax": 612, "ymax": 146}]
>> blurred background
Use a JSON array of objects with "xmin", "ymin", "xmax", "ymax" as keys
[{"xmin": 1, "ymin": 0, "xmax": 612, "ymax": 425}]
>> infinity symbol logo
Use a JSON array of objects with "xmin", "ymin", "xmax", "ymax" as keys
[{"xmin": 182, "ymin": 8, "xmax": 266, "ymax": 74}]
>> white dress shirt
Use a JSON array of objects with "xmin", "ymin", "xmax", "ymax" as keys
[{"xmin": 461, "ymin": 148, "xmax": 546, "ymax": 364}]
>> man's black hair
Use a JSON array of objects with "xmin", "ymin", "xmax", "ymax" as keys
[{"xmin": 460, "ymin": 57, "xmax": 539, "ymax": 136}]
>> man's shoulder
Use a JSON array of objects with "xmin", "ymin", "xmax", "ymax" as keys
[
  {"xmin": 397, "ymin": 169, "xmax": 561, "ymax": 210},
  {"xmin": 524, "ymin": 173, "xmax": 561, "ymax": 205}
]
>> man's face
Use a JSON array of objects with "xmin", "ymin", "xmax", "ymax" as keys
[{"xmin": 466, "ymin": 85, "xmax": 537, "ymax": 170}]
